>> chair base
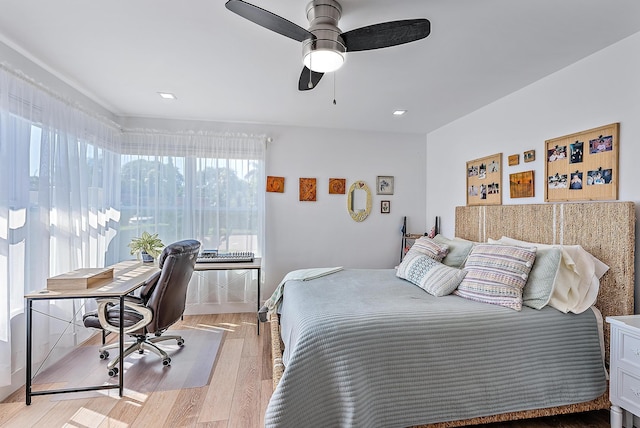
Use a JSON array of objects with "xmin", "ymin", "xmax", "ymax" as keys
[{"xmin": 98, "ymin": 334, "xmax": 185, "ymax": 376}]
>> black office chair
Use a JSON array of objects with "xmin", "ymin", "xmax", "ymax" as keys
[{"xmin": 83, "ymin": 239, "xmax": 201, "ymax": 376}]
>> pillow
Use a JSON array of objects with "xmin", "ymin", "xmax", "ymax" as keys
[
  {"xmin": 433, "ymin": 234, "xmax": 475, "ymax": 268},
  {"xmin": 455, "ymin": 243, "xmax": 537, "ymax": 310},
  {"xmin": 495, "ymin": 236, "xmax": 608, "ymax": 314},
  {"xmin": 396, "ymin": 250, "xmax": 467, "ymax": 297},
  {"xmin": 409, "ymin": 236, "xmax": 449, "ymax": 262},
  {"xmin": 489, "ymin": 238, "xmax": 562, "ymax": 310},
  {"xmin": 566, "ymin": 245, "xmax": 609, "ymax": 313}
]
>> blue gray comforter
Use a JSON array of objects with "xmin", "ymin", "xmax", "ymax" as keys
[{"xmin": 265, "ymin": 269, "xmax": 606, "ymax": 428}]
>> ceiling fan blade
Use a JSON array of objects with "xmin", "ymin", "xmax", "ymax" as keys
[
  {"xmin": 298, "ymin": 67, "xmax": 324, "ymax": 91},
  {"xmin": 225, "ymin": 0, "xmax": 315, "ymax": 42},
  {"xmin": 342, "ymin": 19, "xmax": 430, "ymax": 52}
]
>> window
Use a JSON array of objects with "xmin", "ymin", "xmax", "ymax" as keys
[
  {"xmin": 117, "ymin": 153, "xmax": 264, "ymax": 261},
  {"xmin": 1, "ymin": 64, "xmax": 266, "ymax": 389}
]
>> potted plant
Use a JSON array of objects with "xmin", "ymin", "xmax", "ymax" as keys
[{"xmin": 128, "ymin": 231, "xmax": 164, "ymax": 263}]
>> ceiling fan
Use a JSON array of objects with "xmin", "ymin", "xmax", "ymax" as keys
[{"xmin": 225, "ymin": 0, "xmax": 431, "ymax": 91}]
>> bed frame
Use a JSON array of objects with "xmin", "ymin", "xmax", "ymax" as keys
[{"xmin": 270, "ymin": 201, "xmax": 636, "ymax": 426}]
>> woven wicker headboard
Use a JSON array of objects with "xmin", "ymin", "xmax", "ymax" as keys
[{"xmin": 455, "ymin": 201, "xmax": 635, "ymax": 362}]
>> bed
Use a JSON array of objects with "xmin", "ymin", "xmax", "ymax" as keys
[{"xmin": 266, "ymin": 202, "xmax": 636, "ymax": 427}]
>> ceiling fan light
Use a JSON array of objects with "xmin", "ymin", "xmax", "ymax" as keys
[{"xmin": 303, "ymin": 49, "xmax": 345, "ymax": 73}]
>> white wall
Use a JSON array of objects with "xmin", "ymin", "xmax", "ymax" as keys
[
  {"xmin": 426, "ymin": 31, "xmax": 640, "ymax": 308},
  {"xmin": 263, "ymin": 126, "xmax": 426, "ymax": 295}
]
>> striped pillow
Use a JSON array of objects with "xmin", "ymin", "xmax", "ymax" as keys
[
  {"xmin": 397, "ymin": 251, "xmax": 467, "ymax": 297},
  {"xmin": 455, "ymin": 243, "xmax": 537, "ymax": 310},
  {"xmin": 410, "ymin": 236, "xmax": 449, "ymax": 262}
]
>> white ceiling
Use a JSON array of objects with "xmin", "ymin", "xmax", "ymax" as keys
[{"xmin": 1, "ymin": 0, "xmax": 639, "ymax": 135}]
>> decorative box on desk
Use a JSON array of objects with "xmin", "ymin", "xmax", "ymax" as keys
[
  {"xmin": 607, "ymin": 315, "xmax": 640, "ymax": 428},
  {"xmin": 47, "ymin": 267, "xmax": 114, "ymax": 290}
]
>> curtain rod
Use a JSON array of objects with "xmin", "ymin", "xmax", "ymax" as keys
[{"xmin": 122, "ymin": 127, "xmax": 268, "ymax": 140}]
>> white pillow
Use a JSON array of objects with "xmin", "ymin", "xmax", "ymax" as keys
[
  {"xmin": 433, "ymin": 234, "xmax": 475, "ymax": 268},
  {"xmin": 495, "ymin": 236, "xmax": 608, "ymax": 314},
  {"xmin": 561, "ymin": 245, "xmax": 608, "ymax": 314}
]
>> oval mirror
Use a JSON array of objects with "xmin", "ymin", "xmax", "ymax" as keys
[{"xmin": 347, "ymin": 180, "xmax": 372, "ymax": 222}]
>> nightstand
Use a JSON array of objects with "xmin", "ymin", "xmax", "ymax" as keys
[{"xmin": 607, "ymin": 315, "xmax": 640, "ymax": 428}]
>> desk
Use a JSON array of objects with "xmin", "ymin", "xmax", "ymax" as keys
[
  {"xmin": 194, "ymin": 257, "xmax": 262, "ymax": 334},
  {"xmin": 24, "ymin": 261, "xmax": 159, "ymax": 405}
]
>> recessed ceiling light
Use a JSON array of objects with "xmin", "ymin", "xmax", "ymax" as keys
[
  {"xmin": 158, "ymin": 92, "xmax": 177, "ymax": 100},
  {"xmin": 393, "ymin": 110, "xmax": 407, "ymax": 116}
]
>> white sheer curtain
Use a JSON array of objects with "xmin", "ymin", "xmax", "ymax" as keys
[
  {"xmin": 0, "ymin": 64, "xmax": 267, "ymax": 392},
  {"xmin": 119, "ymin": 130, "xmax": 266, "ymax": 312},
  {"xmin": 119, "ymin": 129, "xmax": 265, "ymax": 254},
  {"xmin": 0, "ymin": 65, "xmax": 122, "ymax": 387}
]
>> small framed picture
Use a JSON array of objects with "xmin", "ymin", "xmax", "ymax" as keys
[
  {"xmin": 508, "ymin": 154, "xmax": 519, "ymax": 166},
  {"xmin": 381, "ymin": 200, "xmax": 391, "ymax": 214},
  {"xmin": 299, "ymin": 177, "xmax": 317, "ymax": 202},
  {"xmin": 524, "ymin": 150, "xmax": 535, "ymax": 162},
  {"xmin": 266, "ymin": 176, "xmax": 285, "ymax": 193},
  {"xmin": 376, "ymin": 176, "xmax": 394, "ymax": 195},
  {"xmin": 509, "ymin": 170, "xmax": 535, "ymax": 198},
  {"xmin": 328, "ymin": 178, "xmax": 346, "ymax": 194}
]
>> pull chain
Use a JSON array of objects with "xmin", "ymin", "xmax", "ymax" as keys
[
  {"xmin": 333, "ymin": 73, "xmax": 337, "ymax": 105},
  {"xmin": 308, "ymin": 47, "xmax": 313, "ymax": 89}
]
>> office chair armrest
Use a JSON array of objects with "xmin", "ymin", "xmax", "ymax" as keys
[
  {"xmin": 96, "ymin": 298, "xmax": 154, "ymax": 335},
  {"xmin": 95, "ymin": 295, "xmax": 144, "ymax": 309},
  {"xmin": 138, "ymin": 271, "xmax": 162, "ymax": 303}
]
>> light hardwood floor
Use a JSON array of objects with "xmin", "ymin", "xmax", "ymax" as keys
[{"xmin": 0, "ymin": 313, "xmax": 612, "ymax": 427}]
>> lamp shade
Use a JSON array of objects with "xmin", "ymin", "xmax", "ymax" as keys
[{"xmin": 303, "ymin": 49, "xmax": 345, "ymax": 73}]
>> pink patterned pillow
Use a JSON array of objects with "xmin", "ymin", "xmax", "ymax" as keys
[
  {"xmin": 409, "ymin": 236, "xmax": 449, "ymax": 262},
  {"xmin": 455, "ymin": 243, "xmax": 537, "ymax": 310}
]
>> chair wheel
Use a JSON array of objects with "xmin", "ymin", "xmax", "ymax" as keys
[
  {"xmin": 177, "ymin": 339, "xmax": 184, "ymax": 346},
  {"xmin": 162, "ymin": 358, "xmax": 171, "ymax": 366},
  {"xmin": 99, "ymin": 350, "xmax": 109, "ymax": 360},
  {"xmin": 108, "ymin": 367, "xmax": 119, "ymax": 377}
]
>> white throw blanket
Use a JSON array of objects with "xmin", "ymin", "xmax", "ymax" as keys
[{"xmin": 258, "ymin": 267, "xmax": 343, "ymax": 322}]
